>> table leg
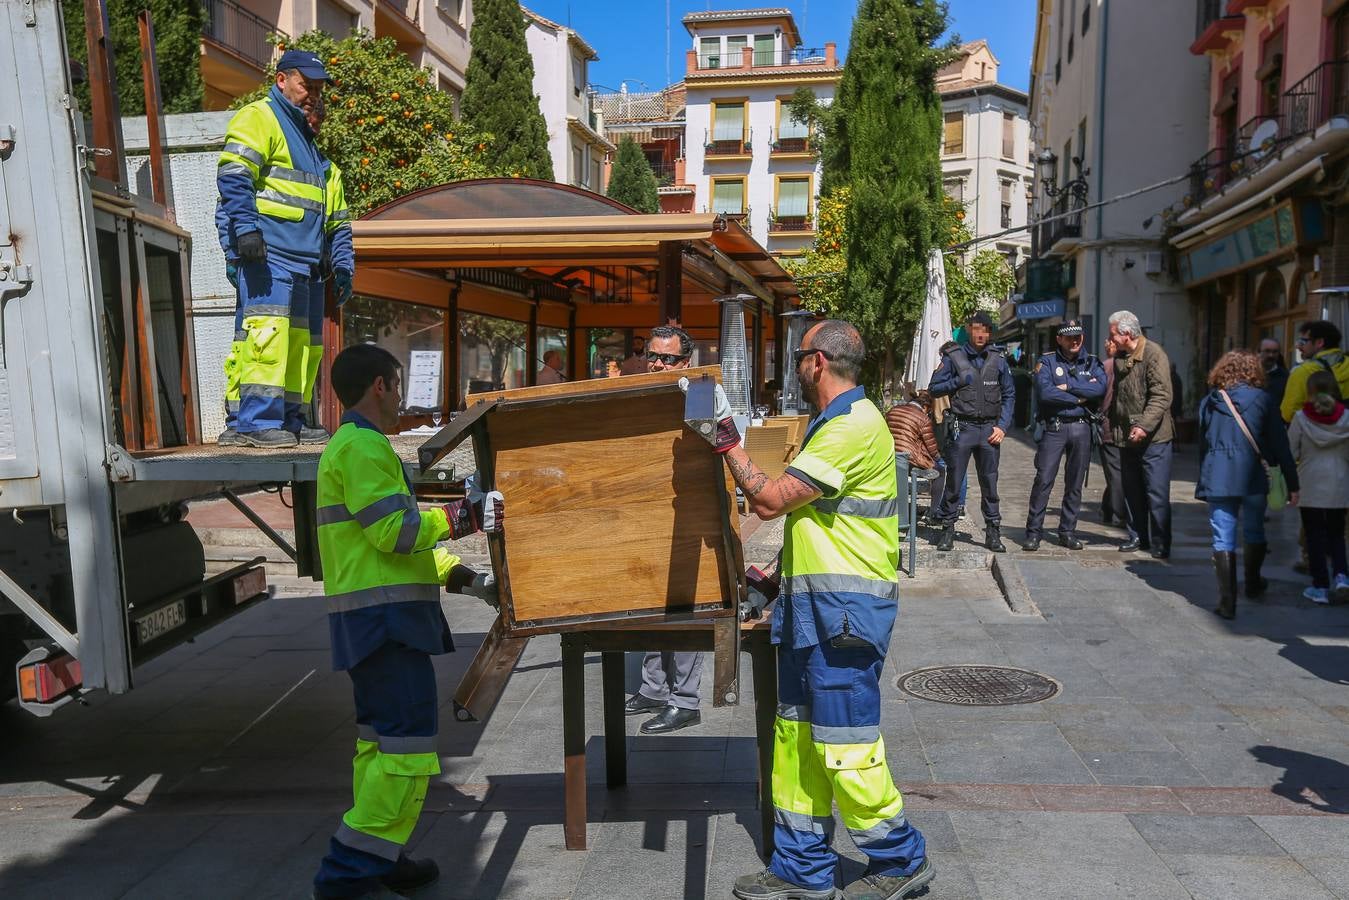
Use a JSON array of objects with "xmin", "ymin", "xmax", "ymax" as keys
[
  {"xmin": 561, "ymin": 634, "xmax": 587, "ymax": 850},
  {"xmin": 750, "ymin": 636, "xmax": 777, "ymax": 860},
  {"xmin": 601, "ymin": 650, "xmax": 627, "ymax": 788}
]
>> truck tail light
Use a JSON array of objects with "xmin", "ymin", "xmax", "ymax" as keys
[{"xmin": 18, "ymin": 652, "xmax": 83, "ymax": 704}]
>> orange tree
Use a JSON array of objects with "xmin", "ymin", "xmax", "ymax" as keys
[{"xmin": 235, "ymin": 30, "xmax": 509, "ymax": 216}]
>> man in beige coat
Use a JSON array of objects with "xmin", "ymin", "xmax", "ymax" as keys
[{"xmin": 1107, "ymin": 310, "xmax": 1174, "ymax": 558}]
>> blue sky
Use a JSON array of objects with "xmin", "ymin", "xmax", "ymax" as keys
[{"xmin": 522, "ymin": 0, "xmax": 1037, "ymax": 94}]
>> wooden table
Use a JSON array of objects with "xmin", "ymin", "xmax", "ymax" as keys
[{"xmin": 558, "ymin": 618, "xmax": 777, "ymax": 855}]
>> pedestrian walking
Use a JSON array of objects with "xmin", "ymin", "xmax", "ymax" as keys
[
  {"xmin": 1287, "ymin": 370, "xmax": 1349, "ymax": 605},
  {"xmin": 216, "ymin": 50, "xmax": 353, "ymax": 448},
  {"xmin": 1280, "ymin": 320, "xmax": 1349, "ymax": 422},
  {"xmin": 311, "ymin": 344, "xmax": 503, "ymax": 899},
  {"xmin": 1106, "ymin": 311, "xmax": 1174, "ymax": 558},
  {"xmin": 687, "ymin": 320, "xmax": 930, "ymax": 900},
  {"xmin": 1260, "ymin": 338, "xmax": 1289, "ymax": 406},
  {"xmin": 928, "ymin": 312, "xmax": 1015, "ymax": 553},
  {"xmin": 1098, "ymin": 335, "xmax": 1126, "ymax": 528},
  {"xmin": 1022, "ymin": 320, "xmax": 1105, "ymax": 551},
  {"xmin": 624, "ymin": 325, "xmax": 707, "ymax": 734},
  {"xmin": 1196, "ymin": 351, "xmax": 1299, "ymax": 620}
]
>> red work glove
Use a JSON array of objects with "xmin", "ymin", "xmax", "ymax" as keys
[{"xmin": 441, "ymin": 499, "xmax": 479, "ymax": 540}]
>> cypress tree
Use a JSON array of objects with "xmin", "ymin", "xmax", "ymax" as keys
[
  {"xmin": 827, "ymin": 0, "xmax": 950, "ymax": 365},
  {"xmin": 460, "ymin": 0, "xmax": 554, "ymax": 180},
  {"xmin": 606, "ymin": 136, "xmax": 659, "ymax": 212}
]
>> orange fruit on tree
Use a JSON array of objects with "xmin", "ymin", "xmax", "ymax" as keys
[
  {"xmin": 394, "ymin": 180, "xmax": 402, "ymax": 188},
  {"xmin": 375, "ymin": 115, "xmax": 385, "ymax": 124},
  {"xmin": 391, "ymin": 92, "xmax": 401, "ymax": 101},
  {"xmin": 361, "ymin": 157, "xmax": 370, "ymax": 166}
]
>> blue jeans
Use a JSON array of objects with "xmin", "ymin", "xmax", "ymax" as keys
[{"xmin": 1206, "ymin": 495, "xmax": 1267, "ymax": 552}]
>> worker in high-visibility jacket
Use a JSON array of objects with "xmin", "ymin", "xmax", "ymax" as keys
[
  {"xmin": 685, "ymin": 320, "xmax": 932, "ymax": 900},
  {"xmin": 311, "ymin": 343, "xmax": 503, "ymax": 899},
  {"xmin": 218, "ymin": 92, "xmax": 352, "ymax": 445},
  {"xmin": 215, "ymin": 49, "xmax": 353, "ymax": 449}
]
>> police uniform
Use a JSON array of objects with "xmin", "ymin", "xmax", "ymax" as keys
[
  {"xmin": 312, "ymin": 411, "xmax": 458, "ymax": 897},
  {"xmin": 1023, "ymin": 321, "xmax": 1106, "ymax": 549},
  {"xmin": 927, "ymin": 338, "xmax": 1016, "ymax": 546},
  {"xmin": 764, "ymin": 386, "xmax": 927, "ymax": 891},
  {"xmin": 216, "ymin": 53, "xmax": 353, "ymax": 445}
]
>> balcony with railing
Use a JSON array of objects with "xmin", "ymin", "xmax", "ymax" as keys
[
  {"xmin": 202, "ymin": 0, "xmax": 282, "ymax": 70},
  {"xmin": 688, "ymin": 43, "xmax": 838, "ymax": 75},
  {"xmin": 769, "ymin": 127, "xmax": 813, "ymax": 157},
  {"xmin": 704, "ymin": 128, "xmax": 753, "ymax": 158},
  {"xmin": 1034, "ymin": 196, "xmax": 1084, "ymax": 257},
  {"xmin": 768, "ymin": 209, "xmax": 814, "ymax": 234},
  {"xmin": 1185, "ymin": 60, "xmax": 1349, "ymax": 208},
  {"xmin": 1190, "ymin": 0, "xmax": 1243, "ymax": 55},
  {"xmin": 712, "ymin": 206, "xmax": 750, "ymax": 225}
]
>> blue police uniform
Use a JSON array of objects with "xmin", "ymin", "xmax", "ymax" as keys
[
  {"xmin": 927, "ymin": 343, "xmax": 1015, "ymax": 527},
  {"xmin": 1024, "ymin": 349, "xmax": 1106, "ymax": 542}
]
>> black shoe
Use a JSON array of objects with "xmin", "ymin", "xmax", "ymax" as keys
[
  {"xmin": 936, "ymin": 525, "xmax": 955, "ymax": 552},
  {"xmin": 296, "ymin": 425, "xmax": 330, "ymax": 445},
  {"xmin": 985, "ymin": 525, "xmax": 1006, "ymax": 553},
  {"xmin": 1057, "ymin": 531, "xmax": 1084, "ymax": 551},
  {"xmin": 217, "ymin": 428, "xmax": 245, "ymax": 447},
  {"xmin": 1118, "ymin": 539, "xmax": 1144, "ymax": 553},
  {"xmin": 624, "ymin": 693, "xmax": 665, "ymax": 716},
  {"xmin": 380, "ymin": 855, "xmax": 439, "ymax": 893},
  {"xmin": 843, "ymin": 859, "xmax": 936, "ymax": 900},
  {"xmin": 732, "ymin": 868, "xmax": 837, "ymax": 899},
  {"xmin": 1022, "ymin": 535, "xmax": 1041, "ymax": 552},
  {"xmin": 956, "ymin": 505, "xmax": 966, "ymax": 520},
  {"xmin": 240, "ymin": 428, "xmax": 299, "ymax": 448},
  {"xmin": 1150, "ymin": 547, "xmax": 1170, "ymax": 560},
  {"xmin": 639, "ymin": 706, "xmax": 700, "ymax": 734}
]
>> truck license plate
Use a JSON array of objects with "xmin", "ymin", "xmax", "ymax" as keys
[
  {"xmin": 232, "ymin": 568, "xmax": 268, "ymax": 605},
  {"xmin": 135, "ymin": 599, "xmax": 186, "ymax": 645}
]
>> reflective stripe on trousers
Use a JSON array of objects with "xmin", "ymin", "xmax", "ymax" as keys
[{"xmin": 233, "ymin": 259, "xmax": 320, "ymax": 433}]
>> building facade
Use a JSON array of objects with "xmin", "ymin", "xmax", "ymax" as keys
[
  {"xmin": 595, "ymin": 85, "xmax": 696, "ymax": 213},
  {"xmin": 680, "ymin": 7, "xmax": 840, "ymax": 257},
  {"xmin": 939, "ymin": 41, "xmax": 1034, "ymax": 276},
  {"xmin": 200, "ymin": 0, "xmax": 474, "ymax": 110},
  {"xmin": 1026, "ymin": 0, "xmax": 1210, "ymax": 416},
  {"xmin": 1171, "ymin": 0, "xmax": 1349, "ymax": 372},
  {"xmin": 523, "ymin": 7, "xmax": 614, "ymax": 191}
]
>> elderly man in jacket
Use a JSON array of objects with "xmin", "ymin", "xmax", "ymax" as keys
[{"xmin": 1107, "ymin": 311, "xmax": 1175, "ymax": 558}]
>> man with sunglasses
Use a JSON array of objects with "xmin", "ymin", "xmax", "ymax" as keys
[
  {"xmin": 702, "ymin": 320, "xmax": 930, "ymax": 900},
  {"xmin": 1280, "ymin": 321, "xmax": 1349, "ymax": 423},
  {"xmin": 623, "ymin": 325, "xmax": 707, "ymax": 733}
]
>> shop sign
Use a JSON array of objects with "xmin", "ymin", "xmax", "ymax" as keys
[
  {"xmin": 1016, "ymin": 298, "xmax": 1066, "ymax": 320},
  {"xmin": 1179, "ymin": 199, "xmax": 1325, "ymax": 287}
]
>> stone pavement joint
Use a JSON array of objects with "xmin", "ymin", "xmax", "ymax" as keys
[{"xmin": 990, "ymin": 555, "xmax": 1040, "ymax": 617}]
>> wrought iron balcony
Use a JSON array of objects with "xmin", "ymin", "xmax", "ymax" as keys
[
  {"xmin": 769, "ymin": 210, "xmax": 813, "ymax": 233},
  {"xmin": 695, "ymin": 46, "xmax": 831, "ymax": 71},
  {"xmin": 202, "ymin": 0, "xmax": 283, "ymax": 70},
  {"xmin": 705, "ymin": 129, "xmax": 753, "ymax": 157}
]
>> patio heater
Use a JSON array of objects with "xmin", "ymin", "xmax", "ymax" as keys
[
  {"xmin": 779, "ymin": 309, "xmax": 821, "ymax": 415},
  {"xmin": 717, "ymin": 294, "xmax": 755, "ymax": 417}
]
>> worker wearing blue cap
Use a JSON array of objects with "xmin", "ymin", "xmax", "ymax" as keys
[{"xmin": 216, "ymin": 49, "xmax": 354, "ymax": 448}]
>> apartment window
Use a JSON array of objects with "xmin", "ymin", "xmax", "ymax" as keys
[
  {"xmin": 942, "ymin": 111, "xmax": 964, "ymax": 156},
  {"xmin": 1001, "ymin": 111, "xmax": 1015, "ymax": 159},
  {"xmin": 1062, "ymin": 138, "xmax": 1072, "ymax": 187},
  {"xmin": 1258, "ymin": 28, "xmax": 1284, "ymax": 117},
  {"xmin": 1000, "ymin": 180, "xmax": 1013, "ymax": 229},
  {"xmin": 777, "ymin": 99, "xmax": 810, "ymax": 151},
  {"xmin": 726, "ymin": 34, "xmax": 748, "ymax": 66},
  {"xmin": 711, "ymin": 100, "xmax": 747, "ymax": 150},
  {"xmin": 573, "ymin": 145, "xmax": 585, "ymax": 187},
  {"xmin": 1076, "ymin": 119, "xmax": 1087, "ymax": 172},
  {"xmin": 754, "ymin": 33, "xmax": 775, "ymax": 66},
  {"xmin": 572, "ymin": 55, "xmax": 585, "ymax": 97},
  {"xmin": 1067, "ymin": 0, "xmax": 1076, "ymax": 61},
  {"xmin": 1082, "ymin": 0, "xmax": 1090, "ymax": 35},
  {"xmin": 433, "ymin": 0, "xmax": 463, "ymax": 25},
  {"xmin": 711, "ymin": 177, "xmax": 746, "ymax": 214},
  {"xmin": 591, "ymin": 157, "xmax": 603, "ymax": 194},
  {"xmin": 317, "ymin": 0, "xmax": 358, "ymax": 37},
  {"xmin": 775, "ymin": 176, "xmax": 812, "ymax": 227},
  {"xmin": 700, "ymin": 36, "xmax": 720, "ymax": 68},
  {"xmin": 943, "ymin": 178, "xmax": 965, "ymax": 204}
]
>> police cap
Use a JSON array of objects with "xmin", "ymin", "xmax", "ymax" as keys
[{"xmin": 1056, "ymin": 319, "xmax": 1084, "ymax": 337}]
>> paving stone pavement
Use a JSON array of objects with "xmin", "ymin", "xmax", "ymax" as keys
[{"xmin": 1, "ymin": 436, "xmax": 1347, "ymax": 899}]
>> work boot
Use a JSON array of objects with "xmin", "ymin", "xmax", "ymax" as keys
[
  {"xmin": 985, "ymin": 525, "xmax": 1006, "ymax": 553},
  {"xmin": 732, "ymin": 868, "xmax": 837, "ymax": 899},
  {"xmin": 1213, "ymin": 550, "xmax": 1237, "ymax": 620},
  {"xmin": 217, "ymin": 428, "xmax": 244, "ymax": 447},
  {"xmin": 1021, "ymin": 534, "xmax": 1041, "ymax": 552},
  {"xmin": 380, "ymin": 854, "xmax": 439, "ymax": 893},
  {"xmin": 843, "ymin": 859, "xmax": 936, "ymax": 900},
  {"xmin": 1057, "ymin": 530, "xmax": 1084, "ymax": 551},
  {"xmin": 936, "ymin": 525, "xmax": 955, "ymax": 552},
  {"xmin": 1243, "ymin": 542, "xmax": 1269, "ymax": 599},
  {"xmin": 240, "ymin": 428, "xmax": 299, "ymax": 448},
  {"xmin": 296, "ymin": 425, "xmax": 331, "ymax": 445}
]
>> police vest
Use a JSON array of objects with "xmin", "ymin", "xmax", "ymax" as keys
[{"xmin": 948, "ymin": 347, "xmax": 1003, "ymax": 420}]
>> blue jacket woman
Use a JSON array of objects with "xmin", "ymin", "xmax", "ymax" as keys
[{"xmin": 1196, "ymin": 351, "xmax": 1299, "ymax": 620}]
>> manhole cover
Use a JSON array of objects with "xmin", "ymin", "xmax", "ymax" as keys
[{"xmin": 897, "ymin": 665, "xmax": 1060, "ymax": 706}]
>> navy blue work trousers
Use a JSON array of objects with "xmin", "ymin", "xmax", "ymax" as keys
[
  {"xmin": 1025, "ymin": 419, "xmax": 1093, "ymax": 539},
  {"xmin": 937, "ymin": 422, "xmax": 1001, "ymax": 526}
]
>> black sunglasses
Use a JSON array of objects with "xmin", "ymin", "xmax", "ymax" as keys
[
  {"xmin": 792, "ymin": 347, "xmax": 836, "ymax": 366},
  {"xmin": 644, "ymin": 350, "xmax": 689, "ymax": 365}
]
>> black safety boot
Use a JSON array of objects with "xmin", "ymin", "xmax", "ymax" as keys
[
  {"xmin": 1213, "ymin": 550, "xmax": 1237, "ymax": 620},
  {"xmin": 732, "ymin": 868, "xmax": 838, "ymax": 899},
  {"xmin": 936, "ymin": 525, "xmax": 955, "ymax": 552},
  {"xmin": 297, "ymin": 425, "xmax": 331, "ymax": 445},
  {"xmin": 1021, "ymin": 534, "xmax": 1041, "ymax": 552},
  {"xmin": 240, "ymin": 428, "xmax": 299, "ymax": 448},
  {"xmin": 843, "ymin": 859, "xmax": 936, "ymax": 900},
  {"xmin": 985, "ymin": 525, "xmax": 1006, "ymax": 553},
  {"xmin": 1057, "ymin": 530, "xmax": 1084, "ymax": 551},
  {"xmin": 1243, "ymin": 542, "xmax": 1269, "ymax": 599},
  {"xmin": 217, "ymin": 428, "xmax": 244, "ymax": 446},
  {"xmin": 380, "ymin": 854, "xmax": 439, "ymax": 893}
]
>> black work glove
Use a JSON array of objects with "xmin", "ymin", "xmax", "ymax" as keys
[
  {"xmin": 446, "ymin": 564, "xmax": 499, "ymax": 609},
  {"xmin": 236, "ymin": 231, "xmax": 267, "ymax": 263}
]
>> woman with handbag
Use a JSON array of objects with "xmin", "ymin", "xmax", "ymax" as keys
[
  {"xmin": 1286, "ymin": 369, "xmax": 1349, "ymax": 604},
  {"xmin": 1196, "ymin": 350, "xmax": 1299, "ymax": 619}
]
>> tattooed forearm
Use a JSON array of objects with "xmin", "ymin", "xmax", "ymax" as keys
[
  {"xmin": 725, "ymin": 447, "xmax": 822, "ymax": 518},
  {"xmin": 726, "ymin": 451, "xmax": 770, "ymax": 496}
]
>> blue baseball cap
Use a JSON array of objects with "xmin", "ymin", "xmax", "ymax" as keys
[{"xmin": 277, "ymin": 49, "xmax": 331, "ymax": 81}]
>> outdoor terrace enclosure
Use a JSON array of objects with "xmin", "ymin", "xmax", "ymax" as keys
[{"xmin": 421, "ymin": 366, "xmax": 746, "ymax": 636}]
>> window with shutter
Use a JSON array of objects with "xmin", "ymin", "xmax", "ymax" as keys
[
  {"xmin": 711, "ymin": 179, "xmax": 745, "ymax": 214},
  {"xmin": 712, "ymin": 103, "xmax": 746, "ymax": 142},
  {"xmin": 754, "ymin": 34, "xmax": 775, "ymax": 66},
  {"xmin": 943, "ymin": 112, "xmax": 964, "ymax": 156}
]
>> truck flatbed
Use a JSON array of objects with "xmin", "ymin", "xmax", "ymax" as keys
[{"xmin": 121, "ymin": 436, "xmax": 476, "ymax": 483}]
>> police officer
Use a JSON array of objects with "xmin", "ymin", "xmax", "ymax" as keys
[
  {"xmin": 311, "ymin": 344, "xmax": 502, "ymax": 899},
  {"xmin": 1022, "ymin": 320, "xmax": 1106, "ymax": 551},
  {"xmin": 928, "ymin": 311, "xmax": 1016, "ymax": 553}
]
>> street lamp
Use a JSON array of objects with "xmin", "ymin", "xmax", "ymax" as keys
[{"xmin": 1036, "ymin": 149, "xmax": 1090, "ymax": 208}]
